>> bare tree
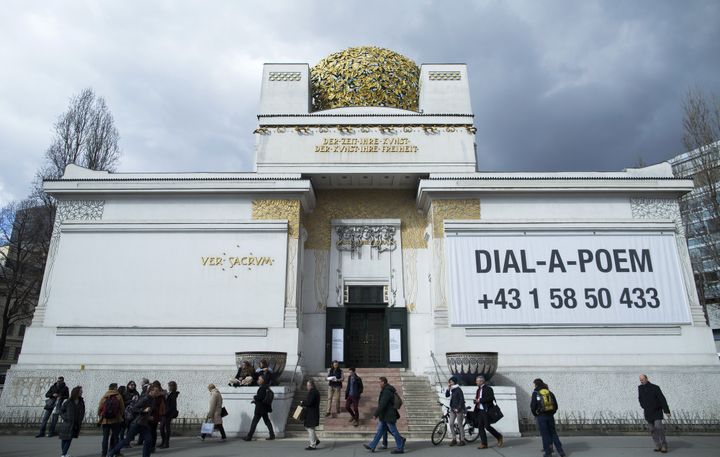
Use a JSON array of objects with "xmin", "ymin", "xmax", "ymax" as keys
[
  {"xmin": 677, "ymin": 89, "xmax": 720, "ymax": 321},
  {"xmin": 33, "ymin": 88, "xmax": 121, "ymax": 195},
  {"xmin": 0, "ymin": 200, "xmax": 53, "ymax": 359}
]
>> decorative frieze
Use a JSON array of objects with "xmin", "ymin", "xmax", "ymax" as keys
[
  {"xmin": 428, "ymin": 71, "xmax": 462, "ymax": 81},
  {"xmin": 253, "ymin": 124, "xmax": 477, "ymax": 135},
  {"xmin": 251, "ymin": 199, "xmax": 301, "ymax": 239},
  {"xmin": 431, "ymin": 199, "xmax": 481, "ymax": 238},
  {"xmin": 268, "ymin": 71, "xmax": 302, "ymax": 82},
  {"xmin": 630, "ymin": 197, "xmax": 683, "ymax": 235},
  {"xmin": 336, "ymin": 225, "xmax": 397, "ymax": 253}
]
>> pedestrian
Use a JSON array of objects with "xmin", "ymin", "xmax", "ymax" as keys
[
  {"xmin": 301, "ymin": 379, "xmax": 320, "ymax": 450},
  {"xmin": 36, "ymin": 375, "xmax": 69, "ymax": 438},
  {"xmin": 117, "ymin": 380, "xmax": 139, "ymax": 442},
  {"xmin": 108, "ymin": 384, "xmax": 158, "ymax": 457},
  {"xmin": 345, "ymin": 367, "xmax": 364, "ymax": 426},
  {"xmin": 531, "ymin": 378, "xmax": 565, "ymax": 457},
  {"xmin": 98, "ymin": 383, "xmax": 125, "ymax": 457},
  {"xmin": 159, "ymin": 381, "xmax": 179, "ymax": 449},
  {"xmin": 474, "ymin": 375, "xmax": 503, "ymax": 449},
  {"xmin": 200, "ymin": 383, "xmax": 227, "ymax": 441},
  {"xmin": 325, "ymin": 360, "xmax": 343, "ymax": 418},
  {"xmin": 638, "ymin": 374, "xmax": 671, "ymax": 453},
  {"xmin": 147, "ymin": 380, "xmax": 166, "ymax": 452},
  {"xmin": 58, "ymin": 385, "xmax": 85, "ymax": 457},
  {"xmin": 363, "ymin": 376, "xmax": 405, "ymax": 454},
  {"xmin": 444, "ymin": 376, "xmax": 466, "ymax": 446},
  {"xmin": 135, "ymin": 378, "xmax": 150, "ymax": 447},
  {"xmin": 243, "ymin": 375, "xmax": 276, "ymax": 441}
]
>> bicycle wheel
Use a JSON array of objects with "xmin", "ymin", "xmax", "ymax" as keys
[
  {"xmin": 431, "ymin": 420, "xmax": 447, "ymax": 445},
  {"xmin": 463, "ymin": 418, "xmax": 480, "ymax": 443}
]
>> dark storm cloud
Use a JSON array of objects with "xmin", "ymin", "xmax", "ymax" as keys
[{"xmin": 1, "ymin": 0, "xmax": 719, "ymax": 206}]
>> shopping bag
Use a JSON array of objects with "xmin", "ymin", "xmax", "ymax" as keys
[
  {"xmin": 200, "ymin": 422, "xmax": 215, "ymax": 434},
  {"xmin": 293, "ymin": 405, "xmax": 306, "ymax": 421},
  {"xmin": 487, "ymin": 404, "xmax": 504, "ymax": 424}
]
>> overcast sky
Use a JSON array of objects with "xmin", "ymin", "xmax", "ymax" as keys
[{"xmin": 1, "ymin": 0, "xmax": 719, "ymax": 207}]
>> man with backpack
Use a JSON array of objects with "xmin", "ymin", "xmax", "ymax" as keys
[
  {"xmin": 243, "ymin": 375, "xmax": 276, "ymax": 441},
  {"xmin": 363, "ymin": 376, "xmax": 405, "ymax": 454},
  {"xmin": 98, "ymin": 383, "xmax": 125, "ymax": 457},
  {"xmin": 638, "ymin": 374, "xmax": 671, "ymax": 453},
  {"xmin": 531, "ymin": 378, "xmax": 565, "ymax": 457}
]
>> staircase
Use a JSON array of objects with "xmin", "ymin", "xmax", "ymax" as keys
[{"xmin": 285, "ymin": 368, "xmax": 440, "ymax": 439}]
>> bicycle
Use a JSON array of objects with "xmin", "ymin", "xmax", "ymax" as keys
[{"xmin": 430, "ymin": 402, "xmax": 480, "ymax": 445}]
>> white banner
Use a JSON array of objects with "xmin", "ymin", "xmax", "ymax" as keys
[{"xmin": 445, "ymin": 232, "xmax": 692, "ymax": 326}]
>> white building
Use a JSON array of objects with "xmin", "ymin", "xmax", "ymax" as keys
[{"xmin": 2, "ymin": 47, "xmax": 718, "ymax": 428}]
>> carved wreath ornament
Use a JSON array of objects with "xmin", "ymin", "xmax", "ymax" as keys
[{"xmin": 336, "ymin": 225, "xmax": 397, "ymax": 253}]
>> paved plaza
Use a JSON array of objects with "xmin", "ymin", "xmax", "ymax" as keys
[{"xmin": 0, "ymin": 434, "xmax": 718, "ymax": 457}]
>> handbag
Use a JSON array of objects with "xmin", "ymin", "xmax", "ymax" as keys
[
  {"xmin": 486, "ymin": 401, "xmax": 504, "ymax": 424},
  {"xmin": 44, "ymin": 398, "xmax": 56, "ymax": 411},
  {"xmin": 220, "ymin": 407, "xmax": 228, "ymax": 417},
  {"xmin": 200, "ymin": 422, "xmax": 215, "ymax": 434},
  {"xmin": 293, "ymin": 405, "xmax": 306, "ymax": 421}
]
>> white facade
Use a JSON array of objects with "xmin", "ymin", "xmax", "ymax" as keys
[{"xmin": 1, "ymin": 51, "xmax": 719, "ymax": 428}]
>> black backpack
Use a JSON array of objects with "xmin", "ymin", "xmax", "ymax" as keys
[
  {"xmin": 263, "ymin": 388, "xmax": 275, "ymax": 405},
  {"xmin": 102, "ymin": 395, "xmax": 120, "ymax": 419}
]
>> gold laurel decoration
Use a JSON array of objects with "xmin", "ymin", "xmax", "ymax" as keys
[
  {"xmin": 431, "ymin": 199, "xmax": 480, "ymax": 238},
  {"xmin": 311, "ymin": 46, "xmax": 420, "ymax": 112},
  {"xmin": 304, "ymin": 189, "xmax": 427, "ymax": 249},
  {"xmin": 252, "ymin": 199, "xmax": 301, "ymax": 239}
]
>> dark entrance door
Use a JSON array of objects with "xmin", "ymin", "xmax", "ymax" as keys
[{"xmin": 347, "ymin": 309, "xmax": 385, "ymax": 367}]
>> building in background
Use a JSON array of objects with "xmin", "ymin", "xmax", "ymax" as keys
[{"xmin": 669, "ymin": 143, "xmax": 720, "ymax": 352}]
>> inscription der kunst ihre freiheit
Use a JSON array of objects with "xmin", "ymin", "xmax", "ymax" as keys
[{"xmin": 315, "ymin": 137, "xmax": 419, "ymax": 153}]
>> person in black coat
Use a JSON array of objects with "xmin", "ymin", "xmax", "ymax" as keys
[
  {"xmin": 301, "ymin": 379, "xmax": 321, "ymax": 450},
  {"xmin": 37, "ymin": 376, "xmax": 70, "ymax": 438},
  {"xmin": 444, "ymin": 376, "xmax": 466, "ymax": 446},
  {"xmin": 638, "ymin": 374, "xmax": 671, "ymax": 453},
  {"xmin": 58, "ymin": 385, "xmax": 85, "ymax": 457},
  {"xmin": 159, "ymin": 381, "xmax": 179, "ymax": 449},
  {"xmin": 474, "ymin": 375, "xmax": 503, "ymax": 449},
  {"xmin": 243, "ymin": 375, "xmax": 276, "ymax": 441},
  {"xmin": 108, "ymin": 384, "xmax": 158, "ymax": 457}
]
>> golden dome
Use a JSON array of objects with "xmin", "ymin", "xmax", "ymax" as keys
[{"xmin": 311, "ymin": 46, "xmax": 420, "ymax": 112}]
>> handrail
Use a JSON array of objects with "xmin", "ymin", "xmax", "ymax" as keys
[
  {"xmin": 430, "ymin": 351, "xmax": 448, "ymax": 387},
  {"xmin": 290, "ymin": 352, "xmax": 302, "ymax": 387}
]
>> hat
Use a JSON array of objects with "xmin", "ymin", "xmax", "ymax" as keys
[{"xmin": 449, "ymin": 376, "xmax": 459, "ymax": 384}]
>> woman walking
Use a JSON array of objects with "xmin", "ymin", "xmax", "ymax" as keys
[
  {"xmin": 59, "ymin": 385, "xmax": 85, "ymax": 457},
  {"xmin": 301, "ymin": 379, "xmax": 320, "ymax": 450},
  {"xmin": 200, "ymin": 384, "xmax": 226, "ymax": 440}
]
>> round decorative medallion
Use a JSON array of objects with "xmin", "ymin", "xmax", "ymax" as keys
[{"xmin": 311, "ymin": 46, "xmax": 420, "ymax": 112}]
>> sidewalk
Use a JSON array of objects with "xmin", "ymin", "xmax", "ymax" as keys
[{"xmin": 1, "ymin": 434, "xmax": 718, "ymax": 457}]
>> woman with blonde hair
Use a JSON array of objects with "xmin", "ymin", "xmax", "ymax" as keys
[{"xmin": 200, "ymin": 384, "xmax": 226, "ymax": 440}]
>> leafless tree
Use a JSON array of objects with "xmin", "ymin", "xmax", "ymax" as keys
[
  {"xmin": 33, "ymin": 88, "xmax": 121, "ymax": 199},
  {"xmin": 0, "ymin": 200, "xmax": 53, "ymax": 359},
  {"xmin": 677, "ymin": 89, "xmax": 720, "ymax": 322}
]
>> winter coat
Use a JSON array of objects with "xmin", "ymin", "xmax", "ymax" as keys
[
  {"xmin": 97, "ymin": 389, "xmax": 125, "ymax": 425},
  {"xmin": 345, "ymin": 374, "xmax": 364, "ymax": 399},
  {"xmin": 58, "ymin": 398, "xmax": 85, "ymax": 440},
  {"xmin": 445, "ymin": 385, "xmax": 465, "ymax": 412},
  {"xmin": 374, "ymin": 384, "xmax": 399, "ymax": 423},
  {"xmin": 207, "ymin": 388, "xmax": 223, "ymax": 425},
  {"xmin": 302, "ymin": 387, "xmax": 320, "ymax": 428},
  {"xmin": 45, "ymin": 382, "xmax": 70, "ymax": 401},
  {"xmin": 531, "ymin": 389, "xmax": 559, "ymax": 416},
  {"xmin": 118, "ymin": 385, "xmax": 139, "ymax": 405},
  {"xmin": 327, "ymin": 367, "xmax": 343, "ymax": 388},
  {"xmin": 638, "ymin": 382, "xmax": 670, "ymax": 422},
  {"xmin": 252, "ymin": 384, "xmax": 273, "ymax": 415},
  {"xmin": 165, "ymin": 391, "xmax": 179, "ymax": 418},
  {"xmin": 130, "ymin": 392, "xmax": 155, "ymax": 427},
  {"xmin": 475, "ymin": 384, "xmax": 496, "ymax": 412}
]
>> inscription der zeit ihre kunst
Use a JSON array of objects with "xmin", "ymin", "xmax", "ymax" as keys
[{"xmin": 315, "ymin": 137, "xmax": 418, "ymax": 153}]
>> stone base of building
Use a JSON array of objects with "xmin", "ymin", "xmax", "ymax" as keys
[{"xmin": 219, "ymin": 385, "xmax": 295, "ymax": 437}]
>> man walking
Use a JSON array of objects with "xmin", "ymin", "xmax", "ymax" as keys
[
  {"xmin": 638, "ymin": 374, "xmax": 671, "ymax": 453},
  {"xmin": 108, "ymin": 383, "xmax": 159, "ymax": 457},
  {"xmin": 363, "ymin": 376, "xmax": 405, "ymax": 454},
  {"xmin": 36, "ymin": 376, "xmax": 69, "ymax": 438},
  {"xmin": 474, "ymin": 375, "xmax": 503, "ymax": 449},
  {"xmin": 531, "ymin": 379, "xmax": 565, "ymax": 457},
  {"xmin": 444, "ymin": 376, "xmax": 465, "ymax": 446},
  {"xmin": 243, "ymin": 376, "xmax": 275, "ymax": 441},
  {"xmin": 345, "ymin": 367, "xmax": 363, "ymax": 426},
  {"xmin": 325, "ymin": 360, "xmax": 343, "ymax": 418}
]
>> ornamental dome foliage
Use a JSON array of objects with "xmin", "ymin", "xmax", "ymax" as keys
[{"xmin": 310, "ymin": 46, "xmax": 420, "ymax": 112}]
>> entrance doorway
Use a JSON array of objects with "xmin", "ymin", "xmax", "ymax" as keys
[{"xmin": 347, "ymin": 309, "xmax": 385, "ymax": 367}]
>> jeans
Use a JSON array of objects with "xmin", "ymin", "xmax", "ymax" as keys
[
  {"xmin": 39, "ymin": 402, "xmax": 62, "ymax": 436},
  {"xmin": 109, "ymin": 423, "xmax": 153, "ymax": 457},
  {"xmin": 536, "ymin": 414, "xmax": 564, "ymax": 457},
  {"xmin": 368, "ymin": 420, "xmax": 404, "ymax": 451},
  {"xmin": 102, "ymin": 423, "xmax": 121, "ymax": 455},
  {"xmin": 345, "ymin": 395, "xmax": 360, "ymax": 420},
  {"xmin": 160, "ymin": 416, "xmax": 173, "ymax": 445},
  {"xmin": 306, "ymin": 426, "xmax": 318, "ymax": 447},
  {"xmin": 247, "ymin": 413, "xmax": 274, "ymax": 438},
  {"xmin": 647, "ymin": 419, "xmax": 667, "ymax": 447},
  {"xmin": 60, "ymin": 438, "xmax": 72, "ymax": 455}
]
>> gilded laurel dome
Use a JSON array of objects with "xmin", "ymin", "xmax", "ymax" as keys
[{"xmin": 311, "ymin": 46, "xmax": 420, "ymax": 112}]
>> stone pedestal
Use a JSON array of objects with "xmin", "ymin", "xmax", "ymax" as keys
[
  {"xmin": 219, "ymin": 385, "xmax": 295, "ymax": 438},
  {"xmin": 436, "ymin": 385, "xmax": 520, "ymax": 438}
]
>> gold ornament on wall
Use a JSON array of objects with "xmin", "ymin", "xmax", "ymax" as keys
[
  {"xmin": 252, "ymin": 199, "xmax": 301, "ymax": 239},
  {"xmin": 311, "ymin": 46, "xmax": 420, "ymax": 112},
  {"xmin": 431, "ymin": 199, "xmax": 481, "ymax": 238}
]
